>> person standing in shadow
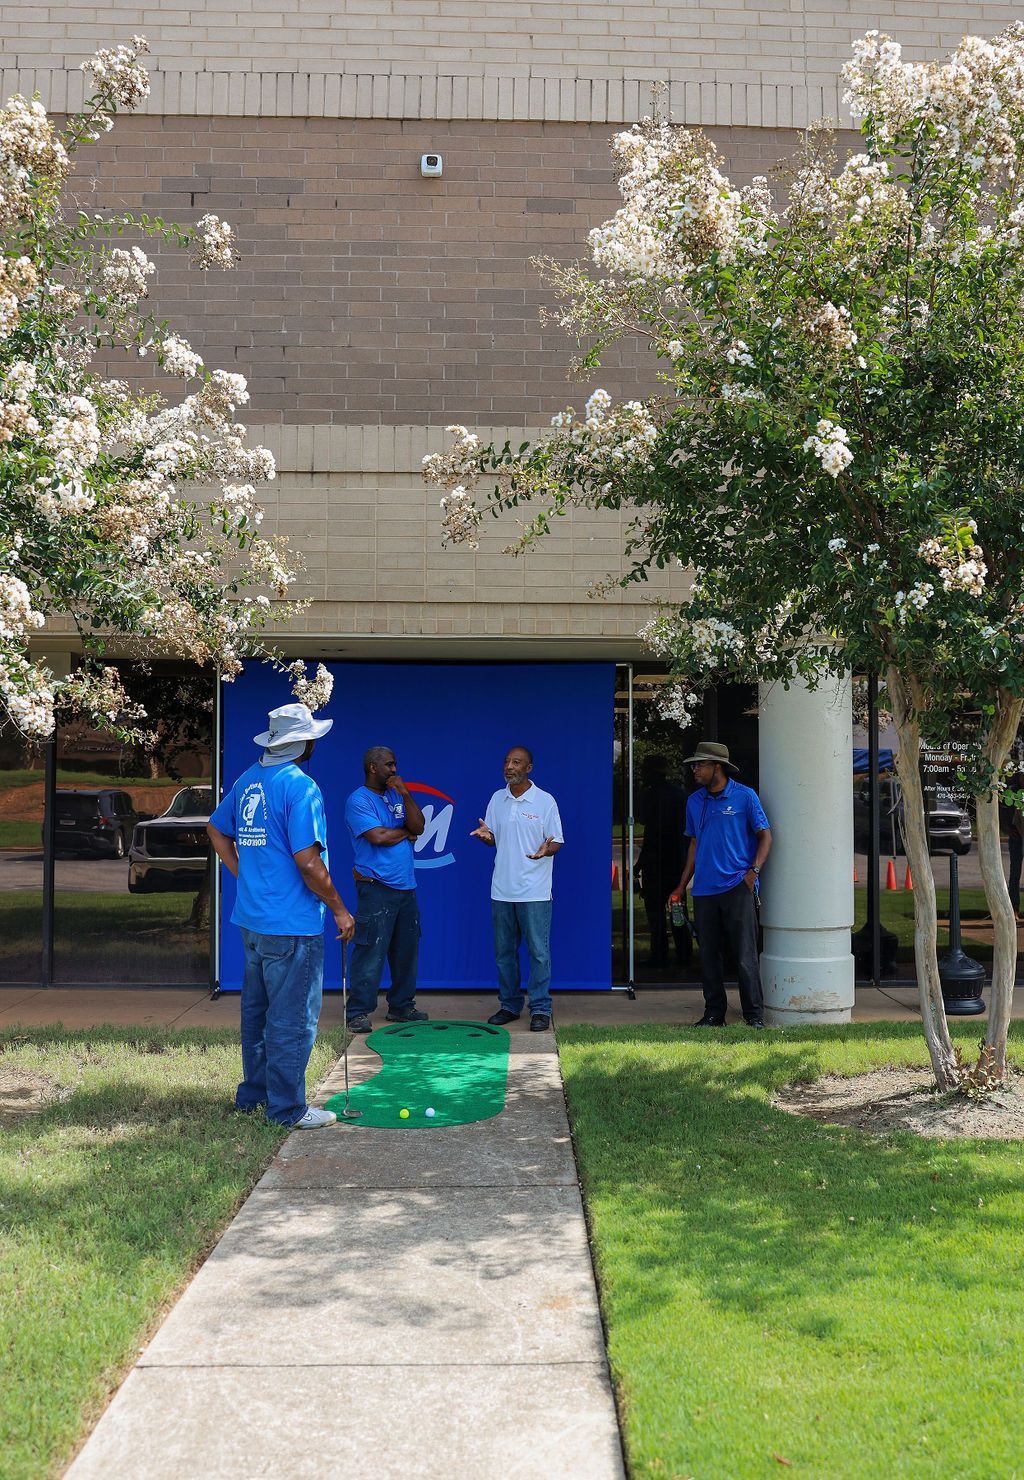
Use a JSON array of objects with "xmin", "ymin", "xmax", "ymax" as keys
[
  {"xmin": 636, "ymin": 754, "xmax": 690, "ymax": 969},
  {"xmin": 1001, "ymin": 766, "xmax": 1024, "ymax": 917}
]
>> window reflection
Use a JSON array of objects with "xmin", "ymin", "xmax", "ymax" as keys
[
  {"xmin": 52, "ymin": 663, "xmax": 213, "ymax": 985},
  {"xmin": 612, "ymin": 668, "xmax": 758, "ymax": 987},
  {"xmin": 0, "ymin": 735, "xmax": 44, "ymax": 984}
]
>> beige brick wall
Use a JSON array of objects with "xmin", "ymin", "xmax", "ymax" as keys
[
  {"xmin": 66, "ymin": 114, "xmax": 834, "ymax": 639},
  {"xmin": 250, "ymin": 425, "xmax": 687, "ymax": 638},
  {"xmin": 2, "ymin": 2, "xmax": 1007, "ymax": 127},
  {"xmin": 78, "ymin": 116, "xmax": 820, "ymax": 425}
]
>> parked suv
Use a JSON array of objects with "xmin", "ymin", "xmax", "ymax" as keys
[
  {"xmin": 128, "ymin": 786, "xmax": 213, "ymax": 893},
  {"xmin": 853, "ymin": 779, "xmax": 972, "ymax": 856},
  {"xmin": 51, "ymin": 789, "xmax": 139, "ymax": 859}
]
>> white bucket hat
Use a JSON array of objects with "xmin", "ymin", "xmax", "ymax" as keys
[{"xmin": 253, "ymin": 702, "xmax": 333, "ymax": 749}]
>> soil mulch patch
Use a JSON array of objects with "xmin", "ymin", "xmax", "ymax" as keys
[
  {"xmin": 774, "ymin": 1065, "xmax": 1024, "ymax": 1139},
  {"xmin": 0, "ymin": 1066, "xmax": 73, "ymax": 1123}
]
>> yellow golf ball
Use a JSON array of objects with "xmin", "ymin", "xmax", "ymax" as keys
[{"xmin": 399, "ymin": 1108, "xmax": 410, "ymax": 1119}]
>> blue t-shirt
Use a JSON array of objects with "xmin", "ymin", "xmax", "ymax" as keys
[
  {"xmin": 345, "ymin": 785, "xmax": 416, "ymax": 890},
  {"xmin": 209, "ymin": 760, "xmax": 328, "ymax": 935},
  {"xmin": 685, "ymin": 779, "xmax": 770, "ymax": 897}
]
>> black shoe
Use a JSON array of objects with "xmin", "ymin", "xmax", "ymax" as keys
[
  {"xmin": 487, "ymin": 1009, "xmax": 521, "ymax": 1025},
  {"xmin": 530, "ymin": 1014, "xmax": 551, "ymax": 1032},
  {"xmin": 347, "ymin": 1015, "xmax": 374, "ymax": 1034},
  {"xmin": 385, "ymin": 1006, "xmax": 429, "ymax": 1023},
  {"xmin": 744, "ymin": 1017, "xmax": 766, "ymax": 1029},
  {"xmin": 693, "ymin": 1014, "xmax": 725, "ymax": 1027}
]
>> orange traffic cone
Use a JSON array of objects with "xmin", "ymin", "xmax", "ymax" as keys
[
  {"xmin": 853, "ymin": 864, "xmax": 859, "ymax": 883},
  {"xmin": 611, "ymin": 860, "xmax": 620, "ymax": 891},
  {"xmin": 904, "ymin": 865, "xmax": 913, "ymax": 891},
  {"xmin": 886, "ymin": 859, "xmax": 898, "ymax": 890}
]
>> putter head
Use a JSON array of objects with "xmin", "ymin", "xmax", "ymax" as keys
[{"xmin": 341, "ymin": 1106, "xmax": 363, "ymax": 1119}]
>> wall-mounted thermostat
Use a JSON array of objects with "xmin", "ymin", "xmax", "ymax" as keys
[{"xmin": 420, "ymin": 153, "xmax": 443, "ymax": 177}]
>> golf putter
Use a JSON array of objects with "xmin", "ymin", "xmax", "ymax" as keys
[{"xmin": 339, "ymin": 941, "xmax": 362, "ymax": 1119}]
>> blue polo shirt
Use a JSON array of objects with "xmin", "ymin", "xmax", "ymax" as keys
[
  {"xmin": 685, "ymin": 778, "xmax": 769, "ymax": 897},
  {"xmin": 345, "ymin": 785, "xmax": 416, "ymax": 890},
  {"xmin": 209, "ymin": 760, "xmax": 328, "ymax": 935}
]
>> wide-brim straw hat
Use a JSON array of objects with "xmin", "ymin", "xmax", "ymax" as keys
[
  {"xmin": 682, "ymin": 740, "xmax": 739, "ymax": 775},
  {"xmin": 253, "ymin": 701, "xmax": 333, "ymax": 748}
]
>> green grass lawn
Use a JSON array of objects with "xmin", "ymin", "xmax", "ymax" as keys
[
  {"xmin": 854, "ymin": 885, "xmax": 993, "ymax": 957},
  {"xmin": 0, "ymin": 771, "xmax": 206, "ymax": 790},
  {"xmin": 0, "ymin": 890, "xmax": 208, "ymax": 984},
  {"xmin": 0, "ymin": 1025, "xmax": 344, "ymax": 1480},
  {"xmin": 614, "ymin": 885, "xmax": 1001, "ymax": 981},
  {"xmin": 0, "ymin": 821, "xmax": 38, "ymax": 848},
  {"xmin": 559, "ymin": 1022, "xmax": 1024, "ymax": 1479}
]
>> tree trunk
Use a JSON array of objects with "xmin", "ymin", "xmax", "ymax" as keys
[
  {"xmin": 887, "ymin": 666, "xmax": 960, "ymax": 1090},
  {"xmin": 189, "ymin": 863, "xmax": 211, "ymax": 931},
  {"xmin": 977, "ymin": 693, "xmax": 1023, "ymax": 1080}
]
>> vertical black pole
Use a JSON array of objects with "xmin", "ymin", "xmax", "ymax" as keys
[
  {"xmin": 705, "ymin": 686, "xmax": 719, "ymax": 742},
  {"xmin": 618, "ymin": 706, "xmax": 628, "ymax": 984},
  {"xmin": 868, "ymin": 672, "xmax": 881, "ymax": 988},
  {"xmin": 626, "ymin": 663, "xmax": 636, "ymax": 998},
  {"xmin": 947, "ymin": 852, "xmax": 962, "ymax": 955},
  {"xmin": 209, "ymin": 667, "xmax": 222, "ymax": 1000},
  {"xmin": 41, "ymin": 736, "xmax": 56, "ymax": 988}
]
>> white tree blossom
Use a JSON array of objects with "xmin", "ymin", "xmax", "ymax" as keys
[{"xmin": 0, "ymin": 37, "xmax": 301, "ymax": 738}]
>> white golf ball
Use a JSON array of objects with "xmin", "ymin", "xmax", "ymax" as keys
[{"xmin": 425, "ymin": 1107, "xmax": 436, "ymax": 1118}]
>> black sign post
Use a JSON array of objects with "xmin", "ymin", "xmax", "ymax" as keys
[{"xmin": 923, "ymin": 742, "xmax": 986, "ymax": 1015}]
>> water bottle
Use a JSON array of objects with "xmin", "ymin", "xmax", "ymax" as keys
[{"xmin": 670, "ymin": 893, "xmax": 685, "ymax": 927}]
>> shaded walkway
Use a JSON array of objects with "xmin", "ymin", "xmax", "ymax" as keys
[{"xmin": 67, "ymin": 1026, "xmax": 624, "ymax": 1479}]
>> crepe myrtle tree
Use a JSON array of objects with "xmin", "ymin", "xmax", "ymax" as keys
[
  {"xmin": 0, "ymin": 36, "xmax": 325, "ymax": 750},
  {"xmin": 425, "ymin": 25, "xmax": 1024, "ymax": 1092}
]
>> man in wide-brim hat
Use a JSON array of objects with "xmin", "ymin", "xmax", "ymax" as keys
[
  {"xmin": 208, "ymin": 701, "xmax": 355, "ymax": 1128},
  {"xmin": 673, "ymin": 741, "xmax": 772, "ymax": 1027}
]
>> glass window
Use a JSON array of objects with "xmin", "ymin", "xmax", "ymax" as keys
[
  {"xmin": 613, "ymin": 666, "xmax": 758, "ymax": 988},
  {"xmin": 0, "ymin": 736, "xmax": 43, "ymax": 985},
  {"xmin": 52, "ymin": 662, "xmax": 214, "ymax": 986}
]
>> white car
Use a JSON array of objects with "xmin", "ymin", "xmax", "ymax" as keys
[{"xmin": 128, "ymin": 786, "xmax": 213, "ymax": 893}]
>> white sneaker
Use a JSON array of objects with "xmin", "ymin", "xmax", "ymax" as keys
[{"xmin": 293, "ymin": 1106, "xmax": 337, "ymax": 1129}]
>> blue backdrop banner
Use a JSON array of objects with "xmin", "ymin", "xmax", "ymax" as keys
[{"xmin": 218, "ymin": 661, "xmax": 614, "ymax": 992}]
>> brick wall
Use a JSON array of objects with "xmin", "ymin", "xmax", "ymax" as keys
[
  {"xmin": 68, "ymin": 115, "xmax": 840, "ymax": 639},
  {"xmin": 2, "ymin": 2, "xmax": 1008, "ymax": 128},
  {"xmin": 247, "ymin": 425, "xmax": 688, "ymax": 638},
  {"xmin": 78, "ymin": 116, "xmax": 824, "ymax": 424}
]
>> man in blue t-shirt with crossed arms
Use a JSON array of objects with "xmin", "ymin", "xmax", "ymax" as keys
[
  {"xmin": 208, "ymin": 702, "xmax": 355, "ymax": 1128},
  {"xmin": 343, "ymin": 745, "xmax": 428, "ymax": 1033},
  {"xmin": 675, "ymin": 740, "xmax": 772, "ymax": 1028}
]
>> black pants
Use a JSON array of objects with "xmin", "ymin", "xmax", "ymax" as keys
[{"xmin": 693, "ymin": 883, "xmax": 764, "ymax": 1022}]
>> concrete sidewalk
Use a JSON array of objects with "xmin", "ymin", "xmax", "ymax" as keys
[
  {"xmin": 67, "ymin": 1024, "xmax": 625, "ymax": 1480},
  {"xmin": 8, "ymin": 983, "xmax": 1024, "ymax": 1031}
]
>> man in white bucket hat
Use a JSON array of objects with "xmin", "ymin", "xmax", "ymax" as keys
[{"xmin": 207, "ymin": 701, "xmax": 355, "ymax": 1128}]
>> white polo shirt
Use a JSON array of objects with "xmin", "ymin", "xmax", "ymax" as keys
[{"xmin": 484, "ymin": 782, "xmax": 564, "ymax": 902}]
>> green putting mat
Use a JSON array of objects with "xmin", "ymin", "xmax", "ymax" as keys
[{"xmin": 324, "ymin": 1019, "xmax": 510, "ymax": 1128}]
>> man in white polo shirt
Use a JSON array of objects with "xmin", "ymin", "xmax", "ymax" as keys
[{"xmin": 471, "ymin": 745, "xmax": 563, "ymax": 1031}]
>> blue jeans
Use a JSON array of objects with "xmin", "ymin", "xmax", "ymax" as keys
[
  {"xmin": 237, "ymin": 928, "xmax": 324, "ymax": 1125},
  {"xmin": 346, "ymin": 878, "xmax": 420, "ymax": 1021},
  {"xmin": 492, "ymin": 899, "xmax": 553, "ymax": 1016}
]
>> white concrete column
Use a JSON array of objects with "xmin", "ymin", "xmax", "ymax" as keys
[{"xmin": 758, "ymin": 672, "xmax": 855, "ymax": 1025}]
